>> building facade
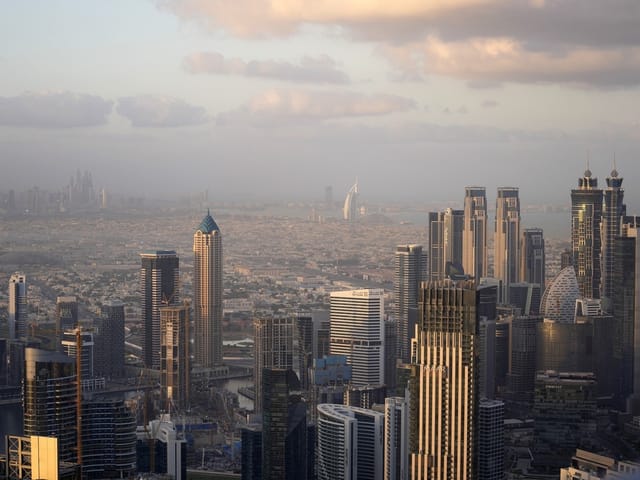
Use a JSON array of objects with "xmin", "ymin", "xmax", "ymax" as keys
[
  {"xmin": 494, "ymin": 187, "xmax": 521, "ymax": 303},
  {"xmin": 462, "ymin": 186, "xmax": 488, "ymax": 282},
  {"xmin": 520, "ymin": 227, "xmax": 545, "ymax": 290},
  {"xmin": 8, "ymin": 273, "xmax": 27, "ymax": 340},
  {"xmin": 395, "ymin": 245, "xmax": 426, "ymax": 363},
  {"xmin": 160, "ymin": 304, "xmax": 190, "ymax": 411},
  {"xmin": 600, "ymin": 167, "xmax": 625, "ymax": 310}
]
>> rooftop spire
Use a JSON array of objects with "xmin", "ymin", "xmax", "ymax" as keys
[{"xmin": 196, "ymin": 209, "xmax": 219, "ymax": 234}]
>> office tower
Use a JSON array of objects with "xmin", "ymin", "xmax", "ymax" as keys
[
  {"xmin": 533, "ymin": 372, "xmax": 597, "ymax": 471},
  {"xmin": 262, "ymin": 368, "xmax": 307, "ymax": 480},
  {"xmin": 479, "ymin": 318, "xmax": 497, "ymax": 399},
  {"xmin": 95, "ymin": 300, "xmax": 125, "ymax": 378},
  {"xmin": 428, "ymin": 212, "xmax": 445, "ymax": 281},
  {"xmin": 23, "ymin": 348, "xmax": 77, "ymax": 463},
  {"xmin": 494, "ymin": 187, "xmax": 521, "ymax": 303},
  {"xmin": 410, "ymin": 280, "xmax": 478, "ymax": 480},
  {"xmin": 160, "ymin": 304, "xmax": 190, "ymax": 411},
  {"xmin": 330, "ymin": 289, "xmax": 384, "ymax": 386},
  {"xmin": 429, "ymin": 209, "xmax": 464, "ymax": 281},
  {"xmin": 395, "ymin": 245, "xmax": 426, "ymax": 363},
  {"xmin": 61, "ymin": 329, "xmax": 94, "ymax": 379},
  {"xmin": 296, "ymin": 314, "xmax": 314, "ymax": 390},
  {"xmin": 384, "ymin": 319, "xmax": 397, "ymax": 391},
  {"xmin": 495, "ymin": 319, "xmax": 510, "ymax": 391},
  {"xmin": 508, "ymin": 282, "xmax": 542, "ymax": 316},
  {"xmin": 309, "ymin": 355, "xmax": 352, "ymax": 425},
  {"xmin": 571, "ymin": 168, "xmax": 603, "ymax": 299},
  {"xmin": 316, "ymin": 404, "xmax": 384, "ymax": 480},
  {"xmin": 136, "ymin": 416, "xmax": 187, "ymax": 480},
  {"xmin": 561, "ymin": 249, "xmax": 573, "ymax": 269},
  {"xmin": 601, "ymin": 167, "xmax": 625, "ymax": 310},
  {"xmin": 8, "ymin": 273, "xmax": 27, "ymax": 340},
  {"xmin": 193, "ymin": 210, "xmax": 223, "ymax": 368},
  {"xmin": 560, "ymin": 450, "xmax": 640, "ymax": 480},
  {"xmin": 81, "ymin": 398, "xmax": 137, "ymax": 478},
  {"xmin": 506, "ymin": 315, "xmax": 539, "ymax": 403},
  {"xmin": 140, "ymin": 250, "xmax": 179, "ymax": 369},
  {"xmin": 540, "ymin": 266, "xmax": 580, "ymax": 323},
  {"xmin": 384, "ymin": 395, "xmax": 409, "ymax": 480},
  {"xmin": 478, "ymin": 399, "xmax": 505, "ymax": 480},
  {"xmin": 55, "ymin": 296, "xmax": 78, "ymax": 348},
  {"xmin": 463, "ymin": 186, "xmax": 488, "ymax": 281},
  {"xmin": 253, "ymin": 316, "xmax": 294, "ymax": 413},
  {"xmin": 311, "ymin": 310, "xmax": 331, "ymax": 360},
  {"xmin": 444, "ymin": 208, "xmax": 464, "ymax": 269},
  {"xmin": 241, "ymin": 424, "xmax": 263, "ymax": 480},
  {"xmin": 343, "ymin": 180, "xmax": 359, "ymax": 221},
  {"xmin": 345, "ymin": 384, "xmax": 387, "ymax": 409},
  {"xmin": 520, "ymin": 227, "xmax": 545, "ymax": 290}
]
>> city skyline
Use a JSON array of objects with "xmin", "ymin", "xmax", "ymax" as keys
[{"xmin": 1, "ymin": 2, "xmax": 639, "ymax": 204}]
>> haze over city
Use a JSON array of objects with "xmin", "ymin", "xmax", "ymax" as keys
[{"xmin": 1, "ymin": 1, "xmax": 639, "ymax": 204}]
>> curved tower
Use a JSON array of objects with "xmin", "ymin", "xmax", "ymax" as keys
[
  {"xmin": 540, "ymin": 266, "xmax": 580, "ymax": 323},
  {"xmin": 343, "ymin": 180, "xmax": 358, "ymax": 221},
  {"xmin": 571, "ymin": 167, "xmax": 603, "ymax": 299},
  {"xmin": 193, "ymin": 210, "xmax": 223, "ymax": 367}
]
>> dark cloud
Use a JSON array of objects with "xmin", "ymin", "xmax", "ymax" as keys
[
  {"xmin": 116, "ymin": 95, "xmax": 209, "ymax": 127},
  {"xmin": 183, "ymin": 52, "xmax": 350, "ymax": 84},
  {"xmin": 0, "ymin": 92, "xmax": 112, "ymax": 128}
]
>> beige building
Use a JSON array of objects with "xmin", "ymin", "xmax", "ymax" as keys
[
  {"xmin": 160, "ymin": 304, "xmax": 190, "ymax": 411},
  {"xmin": 193, "ymin": 210, "xmax": 223, "ymax": 367},
  {"xmin": 494, "ymin": 187, "xmax": 520, "ymax": 303},
  {"xmin": 462, "ymin": 186, "xmax": 488, "ymax": 282},
  {"xmin": 410, "ymin": 280, "xmax": 477, "ymax": 480}
]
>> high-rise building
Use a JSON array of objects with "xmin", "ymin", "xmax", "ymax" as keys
[
  {"xmin": 394, "ymin": 245, "xmax": 426, "ymax": 363},
  {"xmin": 384, "ymin": 395, "xmax": 410, "ymax": 480},
  {"xmin": 571, "ymin": 168, "xmax": 603, "ymax": 299},
  {"xmin": 253, "ymin": 316, "xmax": 294, "ymax": 413},
  {"xmin": 296, "ymin": 314, "xmax": 314, "ymax": 391},
  {"xmin": 193, "ymin": 210, "xmax": 223, "ymax": 368},
  {"xmin": 428, "ymin": 209, "xmax": 463, "ymax": 281},
  {"xmin": 520, "ymin": 227, "xmax": 545, "ymax": 291},
  {"xmin": 506, "ymin": 315, "xmax": 540, "ymax": 403},
  {"xmin": 94, "ymin": 300, "xmax": 125, "ymax": 378},
  {"xmin": 410, "ymin": 280, "xmax": 478, "ymax": 480},
  {"xmin": 140, "ymin": 251, "xmax": 179, "ymax": 369},
  {"xmin": 241, "ymin": 424, "xmax": 263, "ymax": 480},
  {"xmin": 330, "ymin": 289, "xmax": 384, "ymax": 386},
  {"xmin": 345, "ymin": 384, "xmax": 387, "ymax": 409},
  {"xmin": 261, "ymin": 368, "xmax": 307, "ymax": 480},
  {"xmin": 463, "ymin": 186, "xmax": 488, "ymax": 282},
  {"xmin": 316, "ymin": 404, "xmax": 384, "ymax": 480},
  {"xmin": 343, "ymin": 180, "xmax": 359, "ymax": 221},
  {"xmin": 478, "ymin": 399, "xmax": 505, "ymax": 480},
  {"xmin": 23, "ymin": 348, "xmax": 77, "ymax": 463},
  {"xmin": 384, "ymin": 319, "xmax": 397, "ymax": 391},
  {"xmin": 600, "ymin": 167, "xmax": 626, "ymax": 310},
  {"xmin": 8, "ymin": 273, "xmax": 27, "ymax": 340},
  {"xmin": 61, "ymin": 329, "xmax": 94, "ymax": 379},
  {"xmin": 479, "ymin": 318, "xmax": 497, "ymax": 400},
  {"xmin": 160, "ymin": 304, "xmax": 190, "ymax": 411},
  {"xmin": 540, "ymin": 266, "xmax": 580, "ymax": 323},
  {"xmin": 428, "ymin": 212, "xmax": 445, "ymax": 281},
  {"xmin": 494, "ymin": 187, "xmax": 521, "ymax": 303},
  {"xmin": 55, "ymin": 296, "xmax": 78, "ymax": 348}
]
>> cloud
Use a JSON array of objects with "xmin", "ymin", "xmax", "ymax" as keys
[
  {"xmin": 383, "ymin": 37, "xmax": 640, "ymax": 87},
  {"xmin": 116, "ymin": 95, "xmax": 209, "ymax": 127},
  {"xmin": 482, "ymin": 100, "xmax": 499, "ymax": 108},
  {"xmin": 183, "ymin": 52, "xmax": 350, "ymax": 84},
  {"xmin": 0, "ymin": 92, "xmax": 112, "ymax": 128},
  {"xmin": 218, "ymin": 89, "xmax": 415, "ymax": 125}
]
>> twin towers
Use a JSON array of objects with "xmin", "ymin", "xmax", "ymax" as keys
[{"xmin": 140, "ymin": 210, "xmax": 223, "ymax": 373}]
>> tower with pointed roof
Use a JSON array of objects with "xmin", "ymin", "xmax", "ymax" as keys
[
  {"xmin": 193, "ymin": 210, "xmax": 223, "ymax": 367},
  {"xmin": 600, "ymin": 164, "xmax": 625, "ymax": 310},
  {"xmin": 571, "ymin": 166, "xmax": 603, "ymax": 299}
]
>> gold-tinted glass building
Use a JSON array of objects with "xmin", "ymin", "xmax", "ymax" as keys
[{"xmin": 410, "ymin": 280, "xmax": 478, "ymax": 480}]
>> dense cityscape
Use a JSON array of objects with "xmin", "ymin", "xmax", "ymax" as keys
[{"xmin": 0, "ymin": 164, "xmax": 639, "ymax": 479}]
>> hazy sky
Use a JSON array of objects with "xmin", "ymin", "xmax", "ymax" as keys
[{"xmin": 1, "ymin": 0, "xmax": 639, "ymax": 205}]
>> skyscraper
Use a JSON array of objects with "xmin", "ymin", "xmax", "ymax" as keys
[
  {"xmin": 463, "ymin": 186, "xmax": 488, "ymax": 282},
  {"xmin": 600, "ymin": 166, "xmax": 625, "ymax": 310},
  {"xmin": 478, "ymin": 399, "xmax": 505, "ymax": 480},
  {"xmin": 410, "ymin": 280, "xmax": 478, "ymax": 480},
  {"xmin": 495, "ymin": 187, "xmax": 521, "ymax": 303},
  {"xmin": 384, "ymin": 395, "xmax": 410, "ymax": 480},
  {"xmin": 394, "ymin": 245, "xmax": 426, "ymax": 363},
  {"xmin": 140, "ymin": 250, "xmax": 179, "ymax": 369},
  {"xmin": 520, "ymin": 227, "xmax": 545, "ymax": 290},
  {"xmin": 316, "ymin": 404, "xmax": 384, "ymax": 480},
  {"xmin": 253, "ymin": 316, "xmax": 294, "ymax": 413},
  {"xmin": 193, "ymin": 210, "xmax": 223, "ymax": 368},
  {"xmin": 571, "ymin": 168, "xmax": 603, "ymax": 299},
  {"xmin": 330, "ymin": 289, "xmax": 384, "ymax": 386},
  {"xmin": 55, "ymin": 296, "xmax": 78, "ymax": 348},
  {"xmin": 428, "ymin": 212, "xmax": 445, "ymax": 281},
  {"xmin": 8, "ymin": 272, "xmax": 27, "ymax": 340},
  {"xmin": 160, "ymin": 304, "xmax": 190, "ymax": 411},
  {"xmin": 95, "ymin": 300, "xmax": 126, "ymax": 378},
  {"xmin": 343, "ymin": 180, "xmax": 359, "ymax": 221},
  {"xmin": 428, "ymin": 209, "xmax": 464, "ymax": 281}
]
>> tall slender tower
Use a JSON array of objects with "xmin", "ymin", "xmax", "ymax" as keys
[
  {"xmin": 520, "ymin": 228, "xmax": 546, "ymax": 290},
  {"xmin": 494, "ymin": 187, "xmax": 521, "ymax": 303},
  {"xmin": 428, "ymin": 212, "xmax": 445, "ymax": 281},
  {"xmin": 160, "ymin": 304, "xmax": 190, "ymax": 411},
  {"xmin": 140, "ymin": 251, "xmax": 179, "ymax": 369},
  {"xmin": 330, "ymin": 289, "xmax": 385, "ymax": 387},
  {"xmin": 428, "ymin": 209, "xmax": 464, "ymax": 280},
  {"xmin": 8, "ymin": 273, "xmax": 27, "ymax": 340},
  {"xmin": 410, "ymin": 280, "xmax": 478, "ymax": 480},
  {"xmin": 193, "ymin": 210, "xmax": 223, "ymax": 367},
  {"xmin": 395, "ymin": 245, "xmax": 426, "ymax": 363},
  {"xmin": 600, "ymin": 166, "xmax": 625, "ymax": 310},
  {"xmin": 463, "ymin": 187, "xmax": 488, "ymax": 282},
  {"xmin": 571, "ymin": 168, "xmax": 603, "ymax": 299},
  {"xmin": 343, "ymin": 180, "xmax": 359, "ymax": 221}
]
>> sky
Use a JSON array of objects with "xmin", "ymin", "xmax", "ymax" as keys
[{"xmin": 1, "ymin": 0, "xmax": 639, "ymax": 206}]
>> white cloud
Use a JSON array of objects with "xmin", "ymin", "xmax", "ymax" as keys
[
  {"xmin": 183, "ymin": 52, "xmax": 349, "ymax": 84},
  {"xmin": 116, "ymin": 95, "xmax": 209, "ymax": 127},
  {"xmin": 0, "ymin": 92, "xmax": 112, "ymax": 128}
]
